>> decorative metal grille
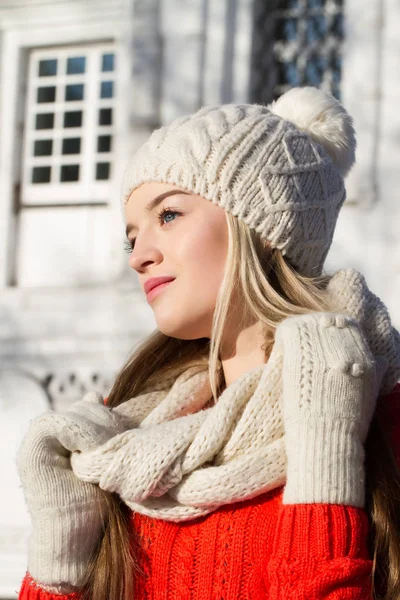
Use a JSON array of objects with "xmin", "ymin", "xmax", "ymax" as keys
[
  {"xmin": 43, "ymin": 370, "xmax": 115, "ymax": 409},
  {"xmin": 250, "ymin": 0, "xmax": 344, "ymax": 105}
]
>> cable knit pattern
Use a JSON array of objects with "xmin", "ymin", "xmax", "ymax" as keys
[
  {"xmin": 17, "ymin": 269, "xmax": 400, "ymax": 597},
  {"xmin": 20, "ymin": 476, "xmax": 400, "ymax": 599},
  {"xmin": 121, "ymin": 88, "xmax": 355, "ymax": 277},
  {"xmin": 18, "ymin": 385, "xmax": 400, "ymax": 599},
  {"xmin": 68, "ymin": 269, "xmax": 399, "ymax": 520}
]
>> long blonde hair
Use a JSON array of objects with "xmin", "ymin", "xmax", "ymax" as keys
[{"xmin": 81, "ymin": 212, "xmax": 400, "ymax": 600}]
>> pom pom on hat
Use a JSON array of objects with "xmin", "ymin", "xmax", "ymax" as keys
[
  {"xmin": 268, "ymin": 86, "xmax": 356, "ymax": 178},
  {"xmin": 122, "ymin": 86, "xmax": 357, "ymax": 276}
]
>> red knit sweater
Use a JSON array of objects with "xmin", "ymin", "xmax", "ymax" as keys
[{"xmin": 19, "ymin": 384, "xmax": 400, "ymax": 600}]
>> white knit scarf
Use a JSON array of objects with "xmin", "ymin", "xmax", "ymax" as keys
[{"xmin": 71, "ymin": 268, "xmax": 400, "ymax": 521}]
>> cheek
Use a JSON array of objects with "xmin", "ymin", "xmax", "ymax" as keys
[{"xmin": 176, "ymin": 221, "xmax": 228, "ymax": 294}]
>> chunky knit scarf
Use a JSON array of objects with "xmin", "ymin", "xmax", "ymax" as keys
[{"xmin": 71, "ymin": 268, "xmax": 400, "ymax": 521}]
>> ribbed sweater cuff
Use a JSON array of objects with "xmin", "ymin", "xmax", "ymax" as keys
[
  {"xmin": 282, "ymin": 415, "xmax": 365, "ymax": 507},
  {"xmin": 19, "ymin": 573, "xmax": 80, "ymax": 599}
]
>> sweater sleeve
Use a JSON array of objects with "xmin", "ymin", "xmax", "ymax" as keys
[
  {"xmin": 266, "ymin": 383, "xmax": 400, "ymax": 599},
  {"xmin": 18, "ymin": 573, "xmax": 81, "ymax": 600},
  {"xmin": 266, "ymin": 502, "xmax": 374, "ymax": 599}
]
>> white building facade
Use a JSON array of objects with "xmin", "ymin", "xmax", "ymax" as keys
[{"xmin": 0, "ymin": 0, "xmax": 398, "ymax": 596}]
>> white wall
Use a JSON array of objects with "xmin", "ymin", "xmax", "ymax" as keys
[{"xmin": 327, "ymin": 0, "xmax": 400, "ymax": 329}]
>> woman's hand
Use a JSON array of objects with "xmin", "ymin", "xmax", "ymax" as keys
[
  {"xmin": 16, "ymin": 391, "xmax": 125, "ymax": 592},
  {"xmin": 274, "ymin": 312, "xmax": 387, "ymax": 507}
]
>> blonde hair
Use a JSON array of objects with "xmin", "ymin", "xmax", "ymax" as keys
[{"xmin": 81, "ymin": 213, "xmax": 400, "ymax": 600}]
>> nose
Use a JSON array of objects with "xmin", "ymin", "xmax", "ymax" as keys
[{"xmin": 128, "ymin": 234, "xmax": 162, "ymax": 274}]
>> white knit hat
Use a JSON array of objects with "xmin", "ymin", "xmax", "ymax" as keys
[{"xmin": 122, "ymin": 86, "xmax": 356, "ymax": 277}]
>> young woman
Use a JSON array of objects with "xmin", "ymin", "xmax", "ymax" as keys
[{"xmin": 17, "ymin": 86, "xmax": 400, "ymax": 600}]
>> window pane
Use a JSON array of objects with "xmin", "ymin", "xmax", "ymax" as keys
[
  {"xmin": 276, "ymin": 17, "xmax": 297, "ymax": 41},
  {"xmin": 32, "ymin": 166, "xmax": 51, "ymax": 183},
  {"xmin": 35, "ymin": 113, "xmax": 54, "ymax": 130},
  {"xmin": 100, "ymin": 81, "xmax": 113, "ymax": 99},
  {"xmin": 305, "ymin": 55, "xmax": 326, "ymax": 85},
  {"xmin": 307, "ymin": 0, "xmax": 325, "ymax": 7},
  {"xmin": 39, "ymin": 59, "xmax": 57, "ymax": 77},
  {"xmin": 97, "ymin": 135, "xmax": 111, "ymax": 152},
  {"xmin": 65, "ymin": 84, "xmax": 84, "ymax": 101},
  {"xmin": 250, "ymin": 0, "xmax": 343, "ymax": 104},
  {"xmin": 307, "ymin": 15, "xmax": 327, "ymax": 42},
  {"xmin": 101, "ymin": 54, "xmax": 114, "ymax": 72},
  {"xmin": 34, "ymin": 139, "xmax": 53, "ymax": 156},
  {"xmin": 61, "ymin": 164, "xmax": 80, "ymax": 182},
  {"xmin": 62, "ymin": 138, "xmax": 81, "ymax": 154},
  {"xmin": 64, "ymin": 111, "xmax": 83, "ymax": 128},
  {"xmin": 331, "ymin": 12, "xmax": 343, "ymax": 37},
  {"xmin": 99, "ymin": 108, "xmax": 112, "ymax": 125},
  {"xmin": 37, "ymin": 86, "xmax": 56, "ymax": 103},
  {"xmin": 67, "ymin": 56, "xmax": 86, "ymax": 74},
  {"xmin": 96, "ymin": 162, "xmax": 110, "ymax": 180},
  {"xmin": 277, "ymin": 61, "xmax": 300, "ymax": 86}
]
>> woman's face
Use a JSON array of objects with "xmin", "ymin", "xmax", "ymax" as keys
[{"xmin": 124, "ymin": 182, "xmax": 229, "ymax": 340}]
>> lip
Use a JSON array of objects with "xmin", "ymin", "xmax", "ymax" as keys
[
  {"xmin": 146, "ymin": 280, "xmax": 174, "ymax": 302},
  {"xmin": 144, "ymin": 276, "xmax": 176, "ymax": 295}
]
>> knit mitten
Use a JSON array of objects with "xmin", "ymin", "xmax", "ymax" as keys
[
  {"xmin": 17, "ymin": 391, "xmax": 125, "ymax": 593},
  {"xmin": 274, "ymin": 312, "xmax": 387, "ymax": 507}
]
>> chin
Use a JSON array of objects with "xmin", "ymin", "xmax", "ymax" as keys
[{"xmin": 156, "ymin": 316, "xmax": 211, "ymax": 341}]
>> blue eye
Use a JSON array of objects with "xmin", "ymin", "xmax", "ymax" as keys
[
  {"xmin": 124, "ymin": 206, "xmax": 182, "ymax": 254},
  {"xmin": 157, "ymin": 207, "xmax": 181, "ymax": 225}
]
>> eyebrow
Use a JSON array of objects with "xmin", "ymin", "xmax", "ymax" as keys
[{"xmin": 125, "ymin": 189, "xmax": 191, "ymax": 238}]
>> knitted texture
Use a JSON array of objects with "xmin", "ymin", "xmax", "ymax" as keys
[
  {"xmin": 67, "ymin": 269, "xmax": 399, "ymax": 520},
  {"xmin": 19, "ymin": 482, "xmax": 387, "ymax": 600},
  {"xmin": 327, "ymin": 268, "xmax": 400, "ymax": 394},
  {"xmin": 121, "ymin": 87, "xmax": 356, "ymax": 277},
  {"xmin": 72, "ymin": 355, "xmax": 286, "ymax": 519},
  {"xmin": 278, "ymin": 312, "xmax": 378, "ymax": 506},
  {"xmin": 17, "ymin": 269, "xmax": 400, "ymax": 594},
  {"xmin": 16, "ymin": 392, "xmax": 126, "ymax": 591}
]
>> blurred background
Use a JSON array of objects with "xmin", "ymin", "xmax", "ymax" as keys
[{"xmin": 0, "ymin": 0, "xmax": 398, "ymax": 596}]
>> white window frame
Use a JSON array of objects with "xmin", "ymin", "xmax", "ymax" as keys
[
  {"xmin": 0, "ymin": 16, "xmax": 133, "ymax": 289},
  {"xmin": 22, "ymin": 44, "xmax": 117, "ymax": 204}
]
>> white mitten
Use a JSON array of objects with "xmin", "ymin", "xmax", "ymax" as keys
[
  {"xmin": 17, "ymin": 391, "xmax": 125, "ymax": 593},
  {"xmin": 274, "ymin": 312, "xmax": 386, "ymax": 507}
]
